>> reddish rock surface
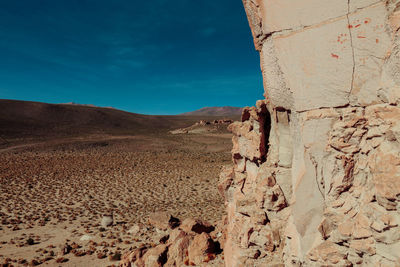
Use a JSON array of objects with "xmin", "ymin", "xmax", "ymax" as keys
[
  {"xmin": 120, "ymin": 216, "xmax": 222, "ymax": 266},
  {"xmin": 148, "ymin": 212, "xmax": 180, "ymax": 231}
]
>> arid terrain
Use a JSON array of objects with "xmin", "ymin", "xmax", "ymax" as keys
[{"xmin": 0, "ymin": 100, "xmax": 238, "ymax": 266}]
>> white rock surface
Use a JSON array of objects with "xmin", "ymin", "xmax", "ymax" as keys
[
  {"xmin": 219, "ymin": 1, "xmax": 400, "ymax": 266},
  {"xmin": 101, "ymin": 214, "xmax": 113, "ymax": 227}
]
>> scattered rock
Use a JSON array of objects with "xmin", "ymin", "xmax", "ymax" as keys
[
  {"xmin": 127, "ymin": 224, "xmax": 140, "ymax": 235},
  {"xmin": 101, "ymin": 214, "xmax": 113, "ymax": 227},
  {"xmin": 28, "ymin": 259, "xmax": 40, "ymax": 266},
  {"xmin": 120, "ymin": 217, "xmax": 221, "ymax": 266},
  {"xmin": 97, "ymin": 252, "xmax": 107, "ymax": 259},
  {"xmin": 108, "ymin": 252, "xmax": 122, "ymax": 261},
  {"xmin": 55, "ymin": 257, "xmax": 68, "ymax": 263},
  {"xmin": 26, "ymin": 238, "xmax": 35, "ymax": 246},
  {"xmin": 59, "ymin": 243, "xmax": 72, "ymax": 256}
]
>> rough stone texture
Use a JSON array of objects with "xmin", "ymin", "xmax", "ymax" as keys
[
  {"xmin": 180, "ymin": 218, "xmax": 215, "ymax": 234},
  {"xmin": 120, "ymin": 217, "xmax": 222, "ymax": 266},
  {"xmin": 219, "ymin": 1, "xmax": 400, "ymax": 266},
  {"xmin": 188, "ymin": 232, "xmax": 217, "ymax": 265},
  {"xmin": 148, "ymin": 212, "xmax": 181, "ymax": 231}
]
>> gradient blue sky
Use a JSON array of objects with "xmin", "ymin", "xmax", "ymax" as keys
[{"xmin": 0, "ymin": 0, "xmax": 263, "ymax": 115}]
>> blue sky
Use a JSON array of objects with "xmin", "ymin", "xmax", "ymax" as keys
[{"xmin": 0, "ymin": 0, "xmax": 263, "ymax": 115}]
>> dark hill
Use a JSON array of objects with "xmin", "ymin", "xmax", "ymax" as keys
[{"xmin": 0, "ymin": 99, "xmax": 238, "ymax": 142}]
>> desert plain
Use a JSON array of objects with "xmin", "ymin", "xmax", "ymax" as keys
[{"xmin": 0, "ymin": 100, "xmax": 237, "ymax": 266}]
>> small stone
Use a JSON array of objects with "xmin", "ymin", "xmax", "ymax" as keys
[
  {"xmin": 127, "ymin": 224, "xmax": 140, "ymax": 235},
  {"xmin": 108, "ymin": 252, "xmax": 121, "ymax": 261},
  {"xmin": 29, "ymin": 259, "xmax": 40, "ymax": 266},
  {"xmin": 97, "ymin": 252, "xmax": 107, "ymax": 259},
  {"xmin": 55, "ymin": 257, "xmax": 68, "ymax": 263},
  {"xmin": 101, "ymin": 214, "xmax": 113, "ymax": 227},
  {"xmin": 80, "ymin": 234, "xmax": 94, "ymax": 241},
  {"xmin": 60, "ymin": 243, "xmax": 72, "ymax": 255},
  {"xmin": 73, "ymin": 250, "xmax": 86, "ymax": 257}
]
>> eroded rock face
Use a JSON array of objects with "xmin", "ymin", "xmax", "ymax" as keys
[{"xmin": 220, "ymin": 1, "xmax": 400, "ymax": 266}]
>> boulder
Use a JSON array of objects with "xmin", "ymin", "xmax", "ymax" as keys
[
  {"xmin": 148, "ymin": 212, "xmax": 180, "ymax": 231},
  {"xmin": 188, "ymin": 232, "xmax": 218, "ymax": 265},
  {"xmin": 179, "ymin": 218, "xmax": 215, "ymax": 234}
]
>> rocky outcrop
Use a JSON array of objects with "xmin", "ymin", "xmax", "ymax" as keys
[
  {"xmin": 120, "ymin": 216, "xmax": 223, "ymax": 266},
  {"xmin": 219, "ymin": 0, "xmax": 400, "ymax": 266},
  {"xmin": 170, "ymin": 120, "xmax": 233, "ymax": 134}
]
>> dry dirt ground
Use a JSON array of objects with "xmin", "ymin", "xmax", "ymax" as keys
[{"xmin": 0, "ymin": 131, "xmax": 232, "ymax": 266}]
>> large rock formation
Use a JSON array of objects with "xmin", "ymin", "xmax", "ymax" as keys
[{"xmin": 219, "ymin": 0, "xmax": 400, "ymax": 266}]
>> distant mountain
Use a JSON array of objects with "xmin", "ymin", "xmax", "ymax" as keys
[
  {"xmin": 0, "ymin": 99, "xmax": 238, "ymax": 141},
  {"xmin": 180, "ymin": 106, "xmax": 243, "ymax": 116},
  {"xmin": 61, "ymin": 102, "xmax": 115, "ymax": 109}
]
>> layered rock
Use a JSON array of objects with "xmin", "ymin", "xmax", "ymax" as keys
[{"xmin": 219, "ymin": 1, "xmax": 400, "ymax": 266}]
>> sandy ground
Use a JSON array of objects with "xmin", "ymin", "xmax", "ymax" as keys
[{"xmin": 0, "ymin": 132, "xmax": 231, "ymax": 266}]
